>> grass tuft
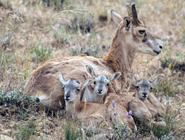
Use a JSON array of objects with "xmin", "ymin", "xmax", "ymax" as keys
[
  {"xmin": 14, "ymin": 119, "xmax": 36, "ymax": 140},
  {"xmin": 63, "ymin": 122, "xmax": 83, "ymax": 140},
  {"xmin": 157, "ymin": 78, "xmax": 177, "ymax": 97},
  {"xmin": 65, "ymin": 13, "xmax": 95, "ymax": 33},
  {"xmin": 29, "ymin": 44, "xmax": 52, "ymax": 62},
  {"xmin": 150, "ymin": 106, "xmax": 177, "ymax": 139},
  {"xmin": 70, "ymin": 44, "xmax": 100, "ymax": 57}
]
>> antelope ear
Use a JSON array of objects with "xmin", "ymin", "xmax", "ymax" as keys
[
  {"xmin": 109, "ymin": 72, "xmax": 122, "ymax": 82},
  {"xmin": 58, "ymin": 72, "xmax": 66, "ymax": 85},
  {"xmin": 81, "ymin": 78, "xmax": 95, "ymax": 90},
  {"xmin": 152, "ymin": 76, "xmax": 163, "ymax": 86},
  {"xmin": 127, "ymin": 72, "xmax": 137, "ymax": 86},
  {"xmin": 124, "ymin": 17, "xmax": 131, "ymax": 30},
  {"xmin": 86, "ymin": 65, "xmax": 96, "ymax": 77},
  {"xmin": 111, "ymin": 10, "xmax": 123, "ymax": 26}
]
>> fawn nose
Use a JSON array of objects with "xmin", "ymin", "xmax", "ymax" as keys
[
  {"xmin": 159, "ymin": 45, "xmax": 163, "ymax": 49},
  {"xmin": 143, "ymin": 92, "xmax": 147, "ymax": 96},
  {"xmin": 98, "ymin": 89, "xmax": 102, "ymax": 93},
  {"xmin": 65, "ymin": 94, "xmax": 70, "ymax": 99}
]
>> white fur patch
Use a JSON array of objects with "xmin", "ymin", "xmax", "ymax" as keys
[
  {"xmin": 82, "ymin": 87, "xmax": 93, "ymax": 102},
  {"xmin": 38, "ymin": 95, "xmax": 48, "ymax": 101}
]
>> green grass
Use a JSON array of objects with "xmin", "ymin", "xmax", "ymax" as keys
[
  {"xmin": 0, "ymin": 51, "xmax": 15, "ymax": 68},
  {"xmin": 66, "ymin": 13, "xmax": 95, "ymax": 33},
  {"xmin": 150, "ymin": 106, "xmax": 177, "ymax": 139},
  {"xmin": 14, "ymin": 119, "xmax": 36, "ymax": 140},
  {"xmin": 63, "ymin": 122, "xmax": 83, "ymax": 140},
  {"xmin": 112, "ymin": 124, "xmax": 131, "ymax": 139},
  {"xmin": 157, "ymin": 79, "xmax": 177, "ymax": 97},
  {"xmin": 69, "ymin": 44, "xmax": 100, "ymax": 56},
  {"xmin": 0, "ymin": 0, "xmax": 185, "ymax": 139},
  {"xmin": 29, "ymin": 44, "xmax": 52, "ymax": 62},
  {"xmin": 53, "ymin": 25, "xmax": 68, "ymax": 46}
]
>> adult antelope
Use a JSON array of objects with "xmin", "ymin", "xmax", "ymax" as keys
[
  {"xmin": 58, "ymin": 72, "xmax": 137, "ymax": 132},
  {"xmin": 25, "ymin": 4, "xmax": 162, "ymax": 110}
]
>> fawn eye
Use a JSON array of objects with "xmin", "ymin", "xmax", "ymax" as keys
[
  {"xmin": 94, "ymin": 82, "xmax": 96, "ymax": 85},
  {"xmin": 136, "ymin": 86, "xmax": 139, "ymax": 89},
  {"xmin": 62, "ymin": 86, "xmax": 65, "ymax": 90},
  {"xmin": 150, "ymin": 87, "xmax": 153, "ymax": 90},
  {"xmin": 138, "ymin": 30, "xmax": 145, "ymax": 35},
  {"xmin": 107, "ymin": 83, "xmax": 110, "ymax": 87},
  {"xmin": 76, "ymin": 88, "xmax": 80, "ymax": 92}
]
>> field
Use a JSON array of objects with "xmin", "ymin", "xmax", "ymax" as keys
[{"xmin": 0, "ymin": 0, "xmax": 185, "ymax": 139}]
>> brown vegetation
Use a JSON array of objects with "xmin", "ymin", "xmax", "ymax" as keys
[{"xmin": 0, "ymin": 0, "xmax": 185, "ymax": 139}]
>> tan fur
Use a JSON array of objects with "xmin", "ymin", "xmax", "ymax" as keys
[
  {"xmin": 133, "ymin": 86, "xmax": 166, "ymax": 118},
  {"xmin": 66, "ymin": 98, "xmax": 107, "ymax": 126},
  {"xmin": 142, "ymin": 97, "xmax": 158, "ymax": 118},
  {"xmin": 89, "ymin": 86, "xmax": 152, "ymax": 126},
  {"xmin": 127, "ymin": 73, "xmax": 166, "ymax": 126},
  {"xmin": 65, "ymin": 85, "xmax": 137, "ymax": 132},
  {"xmin": 25, "ymin": 6, "xmax": 162, "ymax": 109},
  {"xmin": 133, "ymin": 93, "xmax": 166, "ymax": 127},
  {"xmin": 128, "ymin": 98, "xmax": 152, "ymax": 126},
  {"xmin": 106, "ymin": 93, "xmax": 152, "ymax": 126},
  {"xmin": 102, "ymin": 25, "xmax": 136, "ymax": 89},
  {"xmin": 25, "ymin": 56, "xmax": 117, "ymax": 110},
  {"xmin": 84, "ymin": 71, "xmax": 152, "ymax": 126},
  {"xmin": 147, "ymin": 94, "xmax": 166, "ymax": 117},
  {"xmin": 107, "ymin": 102, "xmax": 137, "ymax": 132}
]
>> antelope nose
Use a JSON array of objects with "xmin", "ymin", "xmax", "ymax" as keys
[
  {"xmin": 143, "ymin": 92, "xmax": 147, "ymax": 96},
  {"xmin": 66, "ymin": 94, "xmax": 70, "ymax": 99},
  {"xmin": 159, "ymin": 45, "xmax": 162, "ymax": 49},
  {"xmin": 98, "ymin": 89, "xmax": 102, "ymax": 93}
]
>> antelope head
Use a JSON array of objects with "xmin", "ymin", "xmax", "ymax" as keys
[
  {"xmin": 111, "ymin": 4, "xmax": 162, "ymax": 56},
  {"xmin": 58, "ymin": 72, "xmax": 94, "ymax": 102},
  {"xmin": 86, "ymin": 65, "xmax": 122, "ymax": 96},
  {"xmin": 128, "ymin": 73, "xmax": 162, "ymax": 100}
]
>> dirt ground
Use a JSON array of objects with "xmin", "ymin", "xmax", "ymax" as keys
[{"xmin": 0, "ymin": 0, "xmax": 185, "ymax": 139}]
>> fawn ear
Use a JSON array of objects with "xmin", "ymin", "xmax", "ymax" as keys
[
  {"xmin": 109, "ymin": 72, "xmax": 122, "ymax": 82},
  {"xmin": 58, "ymin": 72, "xmax": 66, "ymax": 85},
  {"xmin": 111, "ymin": 10, "xmax": 123, "ymax": 26},
  {"xmin": 127, "ymin": 72, "xmax": 137, "ymax": 86},
  {"xmin": 80, "ymin": 78, "xmax": 95, "ymax": 90},
  {"xmin": 151, "ymin": 76, "xmax": 163, "ymax": 86},
  {"xmin": 86, "ymin": 65, "xmax": 96, "ymax": 77}
]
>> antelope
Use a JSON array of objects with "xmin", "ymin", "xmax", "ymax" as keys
[
  {"xmin": 84, "ymin": 65, "xmax": 153, "ymax": 126},
  {"xmin": 127, "ymin": 73, "xmax": 166, "ymax": 119},
  {"xmin": 81, "ymin": 65, "xmax": 122, "ymax": 103},
  {"xmin": 24, "ymin": 4, "xmax": 163, "ymax": 110},
  {"xmin": 58, "ymin": 72, "xmax": 137, "ymax": 132}
]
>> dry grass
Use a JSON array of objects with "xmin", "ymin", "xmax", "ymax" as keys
[{"xmin": 0, "ymin": 0, "xmax": 185, "ymax": 139}]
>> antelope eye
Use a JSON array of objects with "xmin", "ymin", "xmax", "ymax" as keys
[
  {"xmin": 76, "ymin": 88, "xmax": 80, "ymax": 92},
  {"xmin": 107, "ymin": 83, "xmax": 110, "ymax": 87},
  {"xmin": 62, "ymin": 86, "xmax": 65, "ymax": 89},
  {"xmin": 94, "ymin": 82, "xmax": 96, "ymax": 85},
  {"xmin": 136, "ymin": 86, "xmax": 139, "ymax": 89},
  {"xmin": 150, "ymin": 87, "xmax": 153, "ymax": 90},
  {"xmin": 138, "ymin": 30, "xmax": 145, "ymax": 35}
]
